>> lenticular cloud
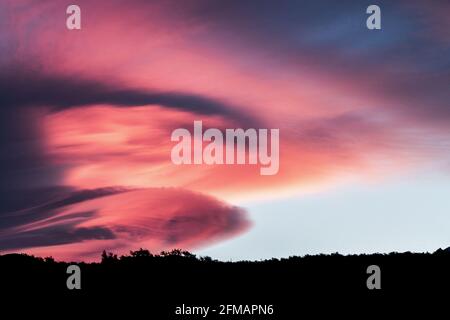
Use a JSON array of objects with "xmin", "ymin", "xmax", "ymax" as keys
[
  {"xmin": 1, "ymin": 0, "xmax": 449, "ymax": 260},
  {"xmin": 1, "ymin": 187, "xmax": 249, "ymax": 261}
]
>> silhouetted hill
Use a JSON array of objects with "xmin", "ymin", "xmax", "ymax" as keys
[{"xmin": 1, "ymin": 248, "xmax": 449, "ymax": 317}]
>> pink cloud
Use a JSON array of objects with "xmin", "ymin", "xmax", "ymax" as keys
[
  {"xmin": 4, "ymin": 187, "xmax": 248, "ymax": 261},
  {"xmin": 1, "ymin": 0, "xmax": 449, "ymax": 259}
]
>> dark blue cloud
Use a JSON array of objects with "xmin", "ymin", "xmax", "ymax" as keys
[{"xmin": 181, "ymin": 0, "xmax": 450, "ymax": 124}]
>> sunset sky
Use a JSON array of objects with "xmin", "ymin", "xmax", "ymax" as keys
[{"xmin": 0, "ymin": 0, "xmax": 449, "ymax": 261}]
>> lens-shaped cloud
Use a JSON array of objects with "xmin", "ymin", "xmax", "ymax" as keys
[
  {"xmin": 0, "ymin": 0, "xmax": 449, "ymax": 259},
  {"xmin": 1, "ymin": 187, "xmax": 249, "ymax": 261}
]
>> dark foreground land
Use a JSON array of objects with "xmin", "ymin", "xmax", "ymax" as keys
[{"xmin": 1, "ymin": 248, "xmax": 449, "ymax": 317}]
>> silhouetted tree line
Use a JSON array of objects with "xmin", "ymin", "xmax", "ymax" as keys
[
  {"xmin": 100, "ymin": 248, "xmax": 205, "ymax": 264},
  {"xmin": 1, "ymin": 246, "xmax": 450, "ymax": 266},
  {"xmin": 1, "ymin": 247, "xmax": 450, "ymax": 317}
]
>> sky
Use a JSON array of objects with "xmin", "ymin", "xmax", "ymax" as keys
[{"xmin": 0, "ymin": 0, "xmax": 449, "ymax": 261}]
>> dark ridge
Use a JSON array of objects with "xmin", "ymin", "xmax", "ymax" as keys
[{"xmin": 1, "ymin": 248, "xmax": 449, "ymax": 317}]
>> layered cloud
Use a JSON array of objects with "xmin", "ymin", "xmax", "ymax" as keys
[
  {"xmin": 1, "ymin": 187, "xmax": 248, "ymax": 261},
  {"xmin": 0, "ymin": 0, "xmax": 448, "ymax": 259}
]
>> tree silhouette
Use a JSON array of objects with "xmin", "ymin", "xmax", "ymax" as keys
[
  {"xmin": 130, "ymin": 248, "xmax": 153, "ymax": 258},
  {"xmin": 101, "ymin": 250, "xmax": 118, "ymax": 264}
]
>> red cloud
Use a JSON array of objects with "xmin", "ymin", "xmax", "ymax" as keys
[
  {"xmin": 2, "ymin": 0, "xmax": 449, "ymax": 260},
  {"xmin": 5, "ymin": 187, "xmax": 248, "ymax": 261}
]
